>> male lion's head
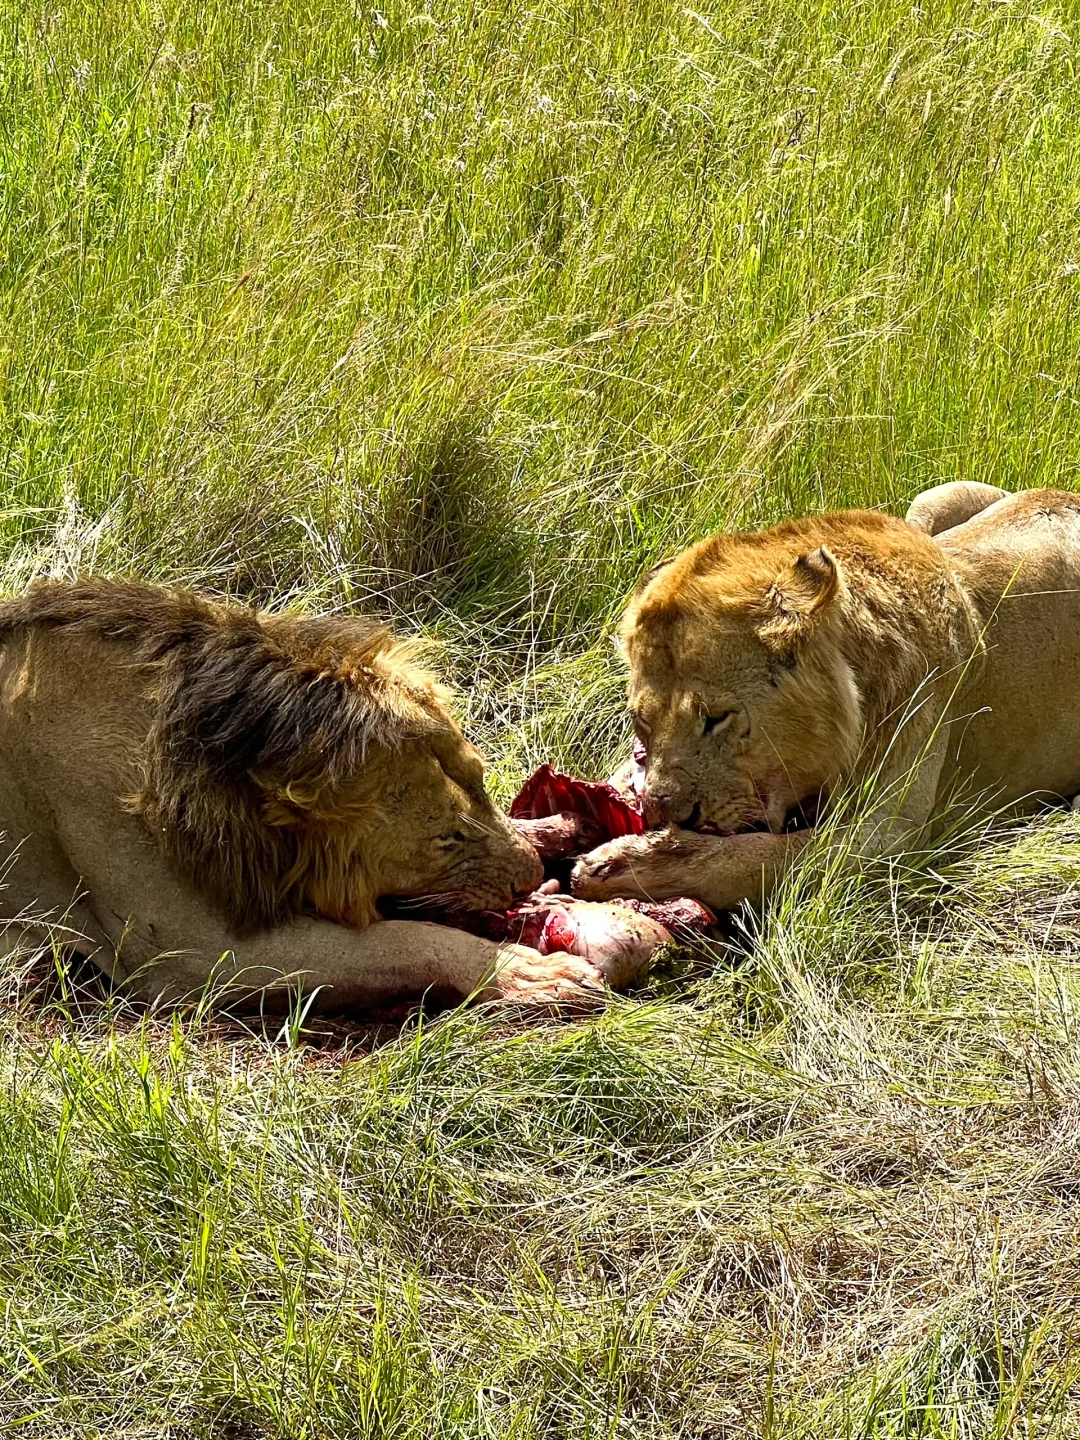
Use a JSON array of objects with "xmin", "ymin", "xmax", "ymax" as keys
[
  {"xmin": 0, "ymin": 581, "xmax": 542, "ymax": 930},
  {"xmin": 139, "ymin": 607, "xmax": 544, "ymax": 930},
  {"xmin": 621, "ymin": 526, "xmax": 868, "ymax": 835}
]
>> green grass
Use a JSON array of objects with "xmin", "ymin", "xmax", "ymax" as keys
[{"xmin": 2, "ymin": 0, "xmax": 1080, "ymax": 1432}]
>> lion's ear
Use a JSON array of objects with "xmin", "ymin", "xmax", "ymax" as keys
[
  {"xmin": 755, "ymin": 547, "xmax": 841, "ymax": 652},
  {"xmin": 632, "ymin": 557, "xmax": 675, "ymax": 597}
]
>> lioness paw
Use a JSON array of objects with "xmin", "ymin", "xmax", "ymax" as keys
[
  {"xmin": 482, "ymin": 945, "xmax": 607, "ymax": 1010},
  {"xmin": 571, "ymin": 832, "xmax": 661, "ymax": 900}
]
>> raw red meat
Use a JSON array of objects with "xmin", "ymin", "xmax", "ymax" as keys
[
  {"xmin": 410, "ymin": 761, "xmax": 717, "ymax": 976},
  {"xmin": 447, "ymin": 894, "xmax": 713, "ymax": 950},
  {"xmin": 447, "ymin": 892, "xmax": 710, "ymax": 974},
  {"xmin": 610, "ymin": 896, "xmax": 717, "ymax": 946},
  {"xmin": 510, "ymin": 763, "xmax": 644, "ymax": 859},
  {"xmin": 507, "ymin": 812, "xmax": 602, "ymax": 861}
]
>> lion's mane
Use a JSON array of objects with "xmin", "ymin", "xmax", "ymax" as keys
[{"xmin": 0, "ymin": 579, "xmax": 445, "ymax": 931}]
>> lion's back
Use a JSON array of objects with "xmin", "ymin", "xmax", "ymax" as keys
[{"xmin": 937, "ymin": 489, "xmax": 1080, "ymax": 803}]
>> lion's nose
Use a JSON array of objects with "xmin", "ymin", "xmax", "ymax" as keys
[{"xmin": 644, "ymin": 787, "xmax": 702, "ymax": 829}]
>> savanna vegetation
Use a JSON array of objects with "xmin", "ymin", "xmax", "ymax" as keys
[{"xmin": 2, "ymin": 0, "xmax": 1080, "ymax": 1433}]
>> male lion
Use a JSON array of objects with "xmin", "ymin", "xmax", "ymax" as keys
[
  {"xmin": 0, "ymin": 578, "xmax": 624, "ymax": 1009},
  {"xmin": 572, "ymin": 484, "xmax": 1080, "ymax": 911}
]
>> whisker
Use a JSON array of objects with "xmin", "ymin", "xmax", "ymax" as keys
[
  {"xmin": 392, "ymin": 892, "xmax": 458, "ymax": 911},
  {"xmin": 458, "ymin": 812, "xmax": 501, "ymax": 840}
]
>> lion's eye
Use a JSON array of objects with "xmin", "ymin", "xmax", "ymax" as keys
[
  {"xmin": 703, "ymin": 710, "xmax": 736, "ymax": 735},
  {"xmin": 630, "ymin": 710, "xmax": 652, "ymax": 737}
]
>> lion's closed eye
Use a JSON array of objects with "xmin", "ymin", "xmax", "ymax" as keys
[
  {"xmin": 703, "ymin": 711, "xmax": 736, "ymax": 735},
  {"xmin": 629, "ymin": 709, "xmax": 652, "ymax": 738}
]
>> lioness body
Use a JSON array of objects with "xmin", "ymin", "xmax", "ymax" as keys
[
  {"xmin": 933, "ymin": 490, "xmax": 1080, "ymax": 800},
  {"xmin": 573, "ymin": 487, "xmax": 1080, "ymax": 910},
  {"xmin": 0, "ymin": 581, "xmax": 636, "ymax": 1009}
]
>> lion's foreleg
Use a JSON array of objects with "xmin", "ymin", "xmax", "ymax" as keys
[
  {"xmin": 151, "ymin": 917, "xmax": 609, "ymax": 1013},
  {"xmin": 571, "ymin": 829, "xmax": 812, "ymax": 912}
]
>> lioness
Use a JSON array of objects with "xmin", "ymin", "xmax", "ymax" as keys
[
  {"xmin": 0, "ymin": 579, "xmax": 632, "ymax": 1008},
  {"xmin": 573, "ymin": 484, "xmax": 1080, "ymax": 910}
]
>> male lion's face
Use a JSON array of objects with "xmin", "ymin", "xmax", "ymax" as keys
[
  {"xmin": 357, "ymin": 724, "xmax": 543, "ymax": 913},
  {"xmin": 622, "ymin": 546, "xmax": 863, "ymax": 835}
]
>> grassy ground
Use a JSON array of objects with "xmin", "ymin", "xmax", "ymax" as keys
[{"xmin": 2, "ymin": 0, "xmax": 1080, "ymax": 1432}]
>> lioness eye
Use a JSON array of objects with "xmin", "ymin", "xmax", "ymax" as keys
[{"xmin": 703, "ymin": 710, "xmax": 736, "ymax": 735}]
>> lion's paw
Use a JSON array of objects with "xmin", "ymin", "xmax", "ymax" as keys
[
  {"xmin": 482, "ymin": 944, "xmax": 607, "ymax": 1010},
  {"xmin": 571, "ymin": 832, "xmax": 654, "ymax": 900}
]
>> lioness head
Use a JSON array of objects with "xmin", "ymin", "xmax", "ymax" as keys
[{"xmin": 621, "ymin": 530, "xmax": 866, "ymax": 835}]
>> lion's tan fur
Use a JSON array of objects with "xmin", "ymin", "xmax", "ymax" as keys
[
  {"xmin": 622, "ymin": 511, "xmax": 982, "ymax": 820},
  {"xmin": 573, "ymin": 486, "xmax": 1080, "ymax": 911},
  {"xmin": 0, "ymin": 579, "xmax": 542, "ymax": 1002}
]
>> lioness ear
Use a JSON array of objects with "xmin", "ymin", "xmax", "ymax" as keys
[{"xmin": 755, "ymin": 547, "xmax": 841, "ymax": 652}]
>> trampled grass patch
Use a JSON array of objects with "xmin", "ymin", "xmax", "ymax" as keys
[{"xmin": 2, "ymin": 0, "xmax": 1080, "ymax": 1432}]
